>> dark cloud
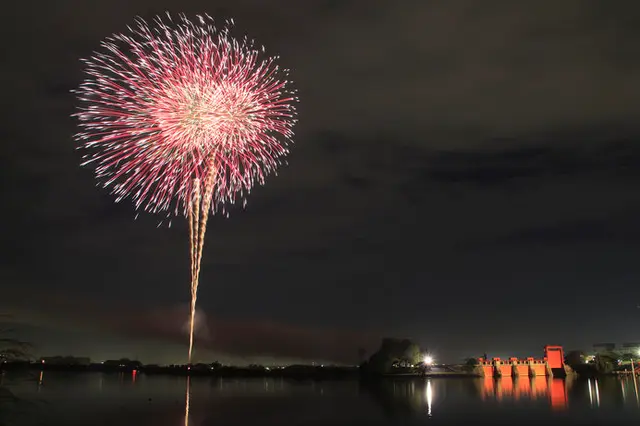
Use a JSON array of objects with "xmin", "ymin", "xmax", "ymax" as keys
[
  {"xmin": 6, "ymin": 1, "xmax": 640, "ymax": 144},
  {"xmin": 420, "ymin": 134, "xmax": 640, "ymax": 187},
  {"xmin": 2, "ymin": 298, "xmax": 380, "ymax": 364},
  {"xmin": 495, "ymin": 214, "xmax": 640, "ymax": 246}
]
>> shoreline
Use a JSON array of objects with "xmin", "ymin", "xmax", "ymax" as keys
[
  {"xmin": 1, "ymin": 363, "xmax": 483, "ymax": 379},
  {"xmin": 2, "ymin": 362, "xmax": 621, "ymax": 379}
]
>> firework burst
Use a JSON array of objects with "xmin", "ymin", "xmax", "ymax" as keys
[{"xmin": 73, "ymin": 13, "xmax": 298, "ymax": 364}]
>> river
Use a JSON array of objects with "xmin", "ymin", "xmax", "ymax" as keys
[{"xmin": 2, "ymin": 371, "xmax": 640, "ymax": 425}]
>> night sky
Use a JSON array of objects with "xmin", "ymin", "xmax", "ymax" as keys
[{"xmin": 2, "ymin": 0, "xmax": 640, "ymax": 365}]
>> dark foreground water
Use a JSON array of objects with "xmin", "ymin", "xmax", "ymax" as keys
[{"xmin": 3, "ymin": 372, "xmax": 640, "ymax": 426}]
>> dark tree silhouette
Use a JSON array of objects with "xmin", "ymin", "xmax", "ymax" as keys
[{"xmin": 0, "ymin": 315, "xmax": 32, "ymax": 426}]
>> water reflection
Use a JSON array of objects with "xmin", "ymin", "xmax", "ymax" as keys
[
  {"xmin": 360, "ymin": 375, "xmax": 640, "ymax": 419},
  {"xmin": 184, "ymin": 377, "xmax": 191, "ymax": 426},
  {"xmin": 12, "ymin": 373, "xmax": 640, "ymax": 425},
  {"xmin": 617, "ymin": 376, "xmax": 640, "ymax": 407},
  {"xmin": 514, "ymin": 377, "xmax": 530, "ymax": 399},
  {"xmin": 362, "ymin": 379, "xmax": 439, "ymax": 419},
  {"xmin": 495, "ymin": 377, "xmax": 513, "ymax": 400},
  {"xmin": 549, "ymin": 378, "xmax": 568, "ymax": 410},
  {"xmin": 478, "ymin": 376, "xmax": 573, "ymax": 409},
  {"xmin": 37, "ymin": 370, "xmax": 44, "ymax": 392},
  {"xmin": 361, "ymin": 377, "xmax": 598, "ymax": 418},
  {"xmin": 531, "ymin": 376, "xmax": 547, "ymax": 398},
  {"xmin": 588, "ymin": 378, "xmax": 600, "ymax": 407},
  {"xmin": 425, "ymin": 380, "xmax": 432, "ymax": 417}
]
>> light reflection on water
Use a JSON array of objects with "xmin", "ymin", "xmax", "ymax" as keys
[
  {"xmin": 479, "ymin": 376, "xmax": 572, "ymax": 408},
  {"xmin": 184, "ymin": 377, "xmax": 190, "ymax": 426},
  {"xmin": 425, "ymin": 380, "xmax": 432, "ymax": 417},
  {"xmin": 478, "ymin": 375, "xmax": 640, "ymax": 411},
  {"xmin": 6, "ymin": 371, "xmax": 640, "ymax": 426},
  {"xmin": 487, "ymin": 377, "xmax": 571, "ymax": 409}
]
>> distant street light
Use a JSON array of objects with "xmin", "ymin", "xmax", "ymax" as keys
[{"xmin": 424, "ymin": 355, "xmax": 434, "ymax": 365}]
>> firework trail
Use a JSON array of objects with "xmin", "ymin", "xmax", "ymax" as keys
[{"xmin": 73, "ymin": 13, "xmax": 298, "ymax": 364}]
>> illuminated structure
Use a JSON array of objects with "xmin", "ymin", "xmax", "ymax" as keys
[
  {"xmin": 477, "ymin": 345, "xmax": 570, "ymax": 378},
  {"xmin": 544, "ymin": 345, "xmax": 565, "ymax": 376}
]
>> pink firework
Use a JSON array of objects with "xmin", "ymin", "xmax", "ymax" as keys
[
  {"xmin": 74, "ymin": 13, "xmax": 297, "ymax": 217},
  {"xmin": 73, "ymin": 13, "xmax": 298, "ymax": 364}
]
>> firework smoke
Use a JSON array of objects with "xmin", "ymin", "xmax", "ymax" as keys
[{"xmin": 74, "ymin": 13, "xmax": 298, "ymax": 364}]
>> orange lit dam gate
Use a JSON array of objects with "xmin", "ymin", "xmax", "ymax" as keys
[{"xmin": 478, "ymin": 345, "xmax": 568, "ymax": 378}]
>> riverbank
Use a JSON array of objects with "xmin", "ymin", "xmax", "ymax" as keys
[
  {"xmin": 5, "ymin": 361, "xmax": 621, "ymax": 380},
  {"xmin": 2, "ymin": 362, "xmax": 361, "ymax": 379},
  {"xmin": 0, "ymin": 362, "xmax": 483, "ymax": 380},
  {"xmin": 383, "ymin": 371, "xmax": 480, "ymax": 378}
]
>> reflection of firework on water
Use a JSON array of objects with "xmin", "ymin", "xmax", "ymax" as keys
[
  {"xmin": 73, "ymin": 13, "xmax": 298, "ymax": 364},
  {"xmin": 184, "ymin": 377, "xmax": 191, "ymax": 426}
]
